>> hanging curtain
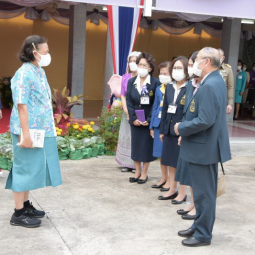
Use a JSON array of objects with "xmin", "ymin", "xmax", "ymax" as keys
[
  {"xmin": 176, "ymin": 12, "xmax": 213, "ymax": 22},
  {"xmin": 0, "ymin": 7, "xmax": 26, "ymax": 19},
  {"xmin": 107, "ymin": 1, "xmax": 143, "ymax": 75},
  {"xmin": 4, "ymin": 0, "xmax": 77, "ymax": 7},
  {"xmin": 140, "ymin": 18, "xmax": 222, "ymax": 38}
]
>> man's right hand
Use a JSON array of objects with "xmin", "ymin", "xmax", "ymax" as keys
[{"xmin": 160, "ymin": 134, "xmax": 164, "ymax": 142}]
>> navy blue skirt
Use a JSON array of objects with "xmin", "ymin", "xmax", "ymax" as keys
[
  {"xmin": 175, "ymin": 157, "xmax": 192, "ymax": 186},
  {"xmin": 130, "ymin": 125, "xmax": 157, "ymax": 162},
  {"xmin": 161, "ymin": 134, "xmax": 179, "ymax": 168}
]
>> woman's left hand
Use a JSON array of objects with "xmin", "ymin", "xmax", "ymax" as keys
[
  {"xmin": 142, "ymin": 121, "xmax": 149, "ymax": 126},
  {"xmin": 239, "ymin": 92, "xmax": 243, "ymax": 96}
]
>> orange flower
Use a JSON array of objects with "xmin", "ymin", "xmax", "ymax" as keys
[
  {"xmin": 66, "ymin": 122, "xmax": 71, "ymax": 127},
  {"xmin": 78, "ymin": 128, "xmax": 82, "ymax": 132}
]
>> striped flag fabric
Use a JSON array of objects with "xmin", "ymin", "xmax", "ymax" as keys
[{"xmin": 107, "ymin": 1, "xmax": 144, "ymax": 75}]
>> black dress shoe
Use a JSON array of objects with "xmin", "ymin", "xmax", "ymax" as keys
[
  {"xmin": 182, "ymin": 214, "xmax": 196, "ymax": 220},
  {"xmin": 151, "ymin": 181, "xmax": 166, "ymax": 189},
  {"xmin": 178, "ymin": 228, "xmax": 195, "ymax": 238},
  {"xmin": 129, "ymin": 175, "xmax": 141, "ymax": 183},
  {"xmin": 137, "ymin": 176, "xmax": 148, "ymax": 184},
  {"xmin": 10, "ymin": 211, "xmax": 41, "ymax": 228},
  {"xmin": 182, "ymin": 237, "xmax": 211, "ymax": 247},
  {"xmin": 158, "ymin": 191, "xmax": 178, "ymax": 200},
  {"xmin": 160, "ymin": 187, "xmax": 170, "ymax": 192},
  {"xmin": 177, "ymin": 209, "xmax": 190, "ymax": 215},
  {"xmin": 172, "ymin": 195, "xmax": 187, "ymax": 205}
]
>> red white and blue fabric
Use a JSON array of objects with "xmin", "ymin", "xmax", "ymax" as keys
[{"xmin": 107, "ymin": 1, "xmax": 143, "ymax": 76}]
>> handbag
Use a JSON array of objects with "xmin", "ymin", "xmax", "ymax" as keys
[{"xmin": 217, "ymin": 162, "xmax": 226, "ymax": 197}]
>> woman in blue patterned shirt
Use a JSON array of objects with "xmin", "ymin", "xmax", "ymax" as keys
[{"xmin": 5, "ymin": 35, "xmax": 62, "ymax": 228}]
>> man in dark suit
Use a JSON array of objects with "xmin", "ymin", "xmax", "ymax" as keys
[{"xmin": 174, "ymin": 47, "xmax": 231, "ymax": 247}]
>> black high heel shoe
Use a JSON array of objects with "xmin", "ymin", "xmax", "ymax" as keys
[
  {"xmin": 177, "ymin": 209, "xmax": 190, "ymax": 215},
  {"xmin": 160, "ymin": 187, "xmax": 170, "ymax": 192},
  {"xmin": 137, "ymin": 176, "xmax": 148, "ymax": 184},
  {"xmin": 172, "ymin": 195, "xmax": 187, "ymax": 205},
  {"xmin": 151, "ymin": 181, "xmax": 166, "ymax": 189},
  {"xmin": 158, "ymin": 191, "xmax": 178, "ymax": 200},
  {"xmin": 129, "ymin": 175, "xmax": 141, "ymax": 183}
]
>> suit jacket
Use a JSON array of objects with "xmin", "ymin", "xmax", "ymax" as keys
[
  {"xmin": 126, "ymin": 75, "xmax": 161, "ymax": 124},
  {"xmin": 178, "ymin": 70, "xmax": 231, "ymax": 165},
  {"xmin": 149, "ymin": 84, "xmax": 165, "ymax": 129},
  {"xmin": 160, "ymin": 83, "xmax": 187, "ymax": 136}
]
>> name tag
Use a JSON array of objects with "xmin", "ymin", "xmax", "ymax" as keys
[
  {"xmin": 238, "ymin": 75, "xmax": 242, "ymax": 79},
  {"xmin": 140, "ymin": 96, "xmax": 150, "ymax": 105},
  {"xmin": 168, "ymin": 104, "xmax": 177, "ymax": 114},
  {"xmin": 158, "ymin": 111, "xmax": 162, "ymax": 118}
]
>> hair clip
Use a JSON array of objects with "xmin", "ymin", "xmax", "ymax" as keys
[{"xmin": 32, "ymin": 43, "xmax": 37, "ymax": 50}]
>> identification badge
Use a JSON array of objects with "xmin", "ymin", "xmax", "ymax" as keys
[
  {"xmin": 167, "ymin": 104, "xmax": 177, "ymax": 114},
  {"xmin": 141, "ymin": 96, "xmax": 150, "ymax": 105},
  {"xmin": 158, "ymin": 111, "xmax": 162, "ymax": 118},
  {"xmin": 238, "ymin": 75, "xmax": 242, "ymax": 79}
]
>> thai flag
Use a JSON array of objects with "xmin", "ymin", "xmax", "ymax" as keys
[{"xmin": 107, "ymin": 1, "xmax": 144, "ymax": 76}]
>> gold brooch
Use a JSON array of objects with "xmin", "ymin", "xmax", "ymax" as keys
[
  {"xmin": 190, "ymin": 99, "xmax": 195, "ymax": 112},
  {"xmin": 149, "ymin": 90, "xmax": 153, "ymax": 96},
  {"xmin": 180, "ymin": 95, "xmax": 185, "ymax": 105}
]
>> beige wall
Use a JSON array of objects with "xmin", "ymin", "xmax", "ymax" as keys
[
  {"xmin": 0, "ymin": 15, "xmax": 221, "ymax": 104},
  {"xmin": 0, "ymin": 14, "xmax": 108, "ymax": 101},
  {"xmin": 134, "ymin": 27, "xmax": 221, "ymax": 73}
]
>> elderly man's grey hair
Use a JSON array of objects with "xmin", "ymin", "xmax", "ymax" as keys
[
  {"xmin": 218, "ymin": 48, "xmax": 224, "ymax": 57},
  {"xmin": 200, "ymin": 47, "xmax": 221, "ymax": 68}
]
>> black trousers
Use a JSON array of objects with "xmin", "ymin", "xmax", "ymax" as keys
[{"xmin": 189, "ymin": 162, "xmax": 218, "ymax": 243}]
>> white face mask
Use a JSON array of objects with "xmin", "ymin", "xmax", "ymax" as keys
[
  {"xmin": 243, "ymin": 67, "xmax": 247, "ymax": 71},
  {"xmin": 159, "ymin": 75, "xmax": 172, "ymax": 84},
  {"xmin": 137, "ymin": 68, "xmax": 149, "ymax": 78},
  {"xmin": 188, "ymin": 67, "xmax": 194, "ymax": 77},
  {"xmin": 129, "ymin": 62, "xmax": 138, "ymax": 72},
  {"xmin": 193, "ymin": 59, "xmax": 206, "ymax": 77},
  {"xmin": 237, "ymin": 66, "xmax": 242, "ymax": 71},
  {"xmin": 172, "ymin": 69, "xmax": 185, "ymax": 81},
  {"xmin": 34, "ymin": 51, "xmax": 51, "ymax": 67}
]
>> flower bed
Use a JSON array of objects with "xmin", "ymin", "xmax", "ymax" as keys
[{"xmin": 0, "ymin": 127, "xmax": 105, "ymax": 171}]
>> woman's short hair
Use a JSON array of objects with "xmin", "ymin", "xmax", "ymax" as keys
[
  {"xmin": 19, "ymin": 35, "xmax": 47, "ymax": 63},
  {"xmin": 238, "ymin": 59, "xmax": 243, "ymax": 67},
  {"xmin": 189, "ymin": 51, "xmax": 199, "ymax": 64},
  {"xmin": 158, "ymin": 61, "xmax": 171, "ymax": 75},
  {"xmin": 136, "ymin": 52, "xmax": 156, "ymax": 75},
  {"xmin": 169, "ymin": 56, "xmax": 189, "ymax": 81}
]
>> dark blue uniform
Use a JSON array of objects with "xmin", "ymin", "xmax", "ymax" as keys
[
  {"xmin": 178, "ymin": 70, "xmax": 231, "ymax": 243},
  {"xmin": 126, "ymin": 75, "xmax": 161, "ymax": 162},
  {"xmin": 160, "ymin": 83, "xmax": 187, "ymax": 167}
]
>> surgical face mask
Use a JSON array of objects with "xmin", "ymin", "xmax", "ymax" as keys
[
  {"xmin": 159, "ymin": 75, "xmax": 172, "ymax": 84},
  {"xmin": 34, "ymin": 51, "xmax": 51, "ymax": 67},
  {"xmin": 129, "ymin": 62, "xmax": 138, "ymax": 72},
  {"xmin": 172, "ymin": 69, "xmax": 185, "ymax": 81},
  {"xmin": 137, "ymin": 67, "xmax": 149, "ymax": 78},
  {"xmin": 188, "ymin": 67, "xmax": 194, "ymax": 77},
  {"xmin": 243, "ymin": 67, "xmax": 247, "ymax": 71},
  {"xmin": 193, "ymin": 59, "xmax": 206, "ymax": 77},
  {"xmin": 237, "ymin": 66, "xmax": 242, "ymax": 71}
]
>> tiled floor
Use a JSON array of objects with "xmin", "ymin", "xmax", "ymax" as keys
[{"xmin": 228, "ymin": 120, "xmax": 255, "ymax": 143}]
